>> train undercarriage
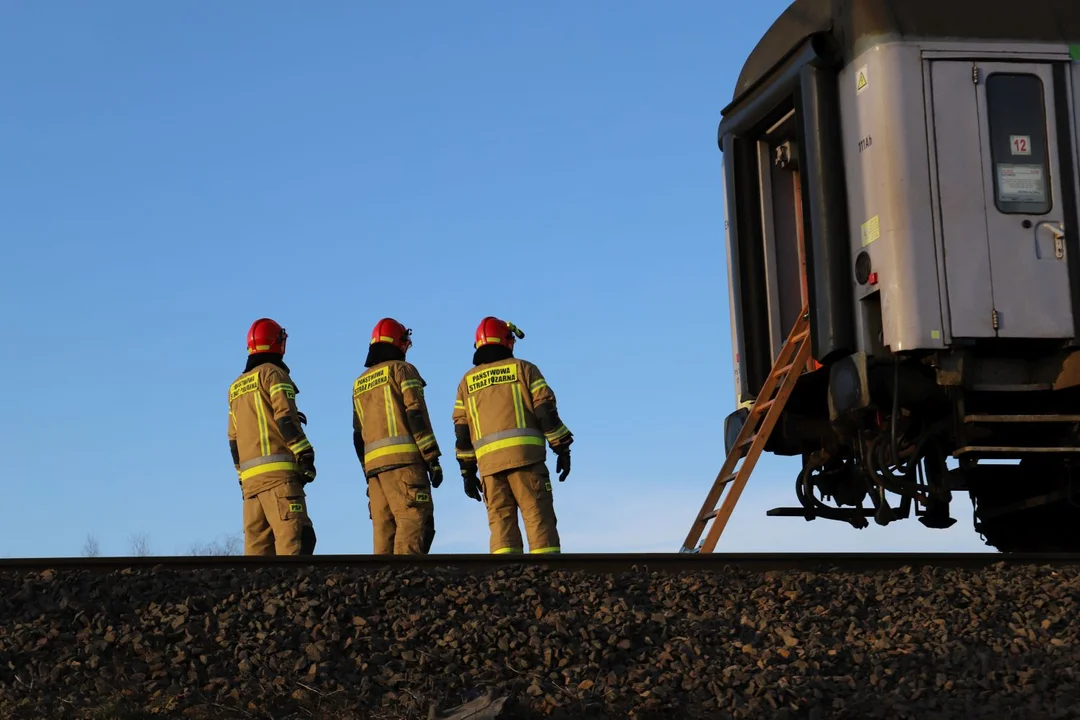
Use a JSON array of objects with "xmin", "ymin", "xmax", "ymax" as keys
[{"xmin": 748, "ymin": 345, "xmax": 1080, "ymax": 553}]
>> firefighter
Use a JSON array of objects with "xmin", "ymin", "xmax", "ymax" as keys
[
  {"xmin": 227, "ymin": 318, "xmax": 317, "ymax": 556},
  {"xmin": 452, "ymin": 317, "xmax": 572, "ymax": 554},
  {"xmin": 352, "ymin": 318, "xmax": 443, "ymax": 554}
]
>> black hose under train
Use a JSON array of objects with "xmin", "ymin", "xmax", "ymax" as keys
[{"xmin": 795, "ymin": 461, "xmax": 867, "ymax": 522}]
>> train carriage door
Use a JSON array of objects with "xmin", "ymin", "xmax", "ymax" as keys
[
  {"xmin": 976, "ymin": 62, "xmax": 1073, "ymax": 339},
  {"xmin": 930, "ymin": 61, "xmax": 1074, "ymax": 339}
]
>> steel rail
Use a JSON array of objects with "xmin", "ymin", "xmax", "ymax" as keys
[{"xmin": 1, "ymin": 552, "xmax": 1079, "ymax": 574}]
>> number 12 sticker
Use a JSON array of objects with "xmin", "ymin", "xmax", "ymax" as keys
[{"xmin": 1011, "ymin": 135, "xmax": 1031, "ymax": 156}]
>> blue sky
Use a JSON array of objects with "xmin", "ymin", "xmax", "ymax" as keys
[{"xmin": 0, "ymin": 1, "xmax": 989, "ymax": 557}]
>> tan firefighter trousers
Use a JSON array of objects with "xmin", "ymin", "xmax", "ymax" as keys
[
  {"xmin": 243, "ymin": 480, "xmax": 316, "ymax": 556},
  {"xmin": 367, "ymin": 464, "xmax": 435, "ymax": 554},
  {"xmin": 481, "ymin": 461, "xmax": 560, "ymax": 554}
]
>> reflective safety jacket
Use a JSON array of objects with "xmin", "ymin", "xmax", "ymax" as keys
[
  {"xmin": 452, "ymin": 358, "xmax": 572, "ymax": 477},
  {"xmin": 352, "ymin": 360, "xmax": 441, "ymax": 476},
  {"xmin": 227, "ymin": 363, "xmax": 312, "ymax": 497}
]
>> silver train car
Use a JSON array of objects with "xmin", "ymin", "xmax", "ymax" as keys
[{"xmin": 720, "ymin": 0, "xmax": 1080, "ymax": 551}]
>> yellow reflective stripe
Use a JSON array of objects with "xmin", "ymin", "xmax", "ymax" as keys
[
  {"xmin": 530, "ymin": 379, "xmax": 548, "ymax": 393},
  {"xmin": 416, "ymin": 433, "xmax": 436, "ymax": 450},
  {"xmin": 456, "ymin": 450, "xmax": 476, "ymax": 460},
  {"xmin": 289, "ymin": 438, "xmax": 311, "ymax": 454},
  {"xmin": 474, "ymin": 428, "xmax": 541, "ymax": 450},
  {"xmin": 229, "ymin": 410, "xmax": 237, "ymax": 429},
  {"xmin": 354, "ymin": 397, "xmax": 364, "ymax": 424},
  {"xmin": 475, "ymin": 435, "xmax": 545, "ymax": 459},
  {"xmin": 530, "ymin": 546, "xmax": 561, "ymax": 554},
  {"xmin": 240, "ymin": 461, "xmax": 297, "ymax": 482},
  {"xmin": 545, "ymin": 424, "xmax": 570, "ymax": 442},
  {"xmin": 401, "ymin": 379, "xmax": 423, "ymax": 391},
  {"xmin": 493, "ymin": 547, "xmax": 522, "ymax": 554},
  {"xmin": 383, "ymin": 386, "xmax": 398, "ymax": 436},
  {"xmin": 269, "ymin": 383, "xmax": 294, "ymax": 398},
  {"xmin": 454, "ymin": 400, "xmax": 465, "ymax": 409},
  {"xmin": 468, "ymin": 396, "xmax": 482, "ymax": 438},
  {"xmin": 365, "ymin": 435, "xmax": 415, "ymax": 453},
  {"xmin": 364, "ymin": 442, "xmax": 420, "ymax": 464},
  {"xmin": 511, "ymin": 385, "xmax": 526, "ymax": 429},
  {"xmin": 254, "ymin": 392, "xmax": 270, "ymax": 456},
  {"xmin": 238, "ymin": 453, "xmax": 292, "ymax": 472}
]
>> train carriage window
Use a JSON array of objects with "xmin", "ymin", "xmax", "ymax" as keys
[{"xmin": 985, "ymin": 73, "xmax": 1052, "ymax": 215}]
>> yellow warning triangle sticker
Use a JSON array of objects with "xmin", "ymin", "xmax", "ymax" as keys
[{"xmin": 857, "ymin": 69, "xmax": 868, "ymax": 93}]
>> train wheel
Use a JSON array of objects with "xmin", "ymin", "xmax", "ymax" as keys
[{"xmin": 969, "ymin": 459, "xmax": 1080, "ymax": 552}]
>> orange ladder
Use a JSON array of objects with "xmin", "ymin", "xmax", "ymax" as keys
[{"xmin": 680, "ymin": 304, "xmax": 812, "ymax": 553}]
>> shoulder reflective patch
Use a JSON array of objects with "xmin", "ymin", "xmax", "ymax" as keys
[
  {"xmin": 401, "ymin": 379, "xmax": 424, "ymax": 393},
  {"xmin": 354, "ymin": 366, "xmax": 390, "ymax": 395},
  {"xmin": 229, "ymin": 373, "xmax": 260, "ymax": 401},
  {"xmin": 404, "ymin": 364, "xmax": 428, "ymax": 387},
  {"xmin": 467, "ymin": 363, "xmax": 518, "ymax": 394},
  {"xmin": 269, "ymin": 383, "xmax": 296, "ymax": 400},
  {"xmin": 289, "ymin": 503, "xmax": 305, "ymax": 513}
]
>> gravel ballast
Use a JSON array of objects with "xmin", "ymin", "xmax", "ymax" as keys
[{"xmin": 1, "ymin": 562, "xmax": 1079, "ymax": 719}]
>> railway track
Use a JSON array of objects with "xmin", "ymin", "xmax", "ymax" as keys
[{"xmin": 3, "ymin": 551, "xmax": 1080, "ymax": 574}]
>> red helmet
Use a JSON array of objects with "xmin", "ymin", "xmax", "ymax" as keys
[
  {"xmin": 247, "ymin": 318, "xmax": 288, "ymax": 355},
  {"xmin": 474, "ymin": 317, "xmax": 525, "ymax": 350},
  {"xmin": 370, "ymin": 317, "xmax": 413, "ymax": 354}
]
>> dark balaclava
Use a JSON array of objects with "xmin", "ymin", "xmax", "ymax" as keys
[
  {"xmin": 365, "ymin": 342, "xmax": 406, "ymax": 368},
  {"xmin": 472, "ymin": 344, "xmax": 514, "ymax": 367},
  {"xmin": 245, "ymin": 352, "xmax": 290, "ymax": 375}
]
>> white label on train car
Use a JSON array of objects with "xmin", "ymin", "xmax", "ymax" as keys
[
  {"xmin": 1010, "ymin": 135, "xmax": 1032, "ymax": 156},
  {"xmin": 997, "ymin": 164, "xmax": 1046, "ymax": 202},
  {"xmin": 856, "ymin": 65, "xmax": 868, "ymax": 95}
]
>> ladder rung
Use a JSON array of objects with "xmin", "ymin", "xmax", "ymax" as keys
[
  {"xmin": 772, "ymin": 363, "xmax": 795, "ymax": 377},
  {"xmin": 753, "ymin": 399, "xmax": 775, "ymax": 415},
  {"xmin": 701, "ymin": 504, "xmax": 730, "ymax": 522},
  {"xmin": 711, "ymin": 472, "xmax": 738, "ymax": 489},
  {"xmin": 737, "ymin": 433, "xmax": 758, "ymax": 448}
]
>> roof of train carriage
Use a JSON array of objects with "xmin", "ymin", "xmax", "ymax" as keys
[{"xmin": 730, "ymin": 0, "xmax": 1080, "ymax": 109}]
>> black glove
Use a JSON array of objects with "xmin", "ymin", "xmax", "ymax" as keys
[
  {"xmin": 428, "ymin": 461, "xmax": 443, "ymax": 489},
  {"xmin": 296, "ymin": 449, "xmax": 317, "ymax": 483},
  {"xmin": 555, "ymin": 448, "xmax": 571, "ymax": 482},
  {"xmin": 461, "ymin": 464, "xmax": 483, "ymax": 502},
  {"xmin": 296, "ymin": 411, "xmax": 308, "ymax": 425}
]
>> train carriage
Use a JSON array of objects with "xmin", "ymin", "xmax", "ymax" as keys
[{"xmin": 717, "ymin": 0, "xmax": 1080, "ymax": 551}]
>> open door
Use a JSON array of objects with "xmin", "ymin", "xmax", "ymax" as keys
[
  {"xmin": 757, "ymin": 110, "xmax": 821, "ymax": 373},
  {"xmin": 930, "ymin": 60, "xmax": 1074, "ymax": 339}
]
